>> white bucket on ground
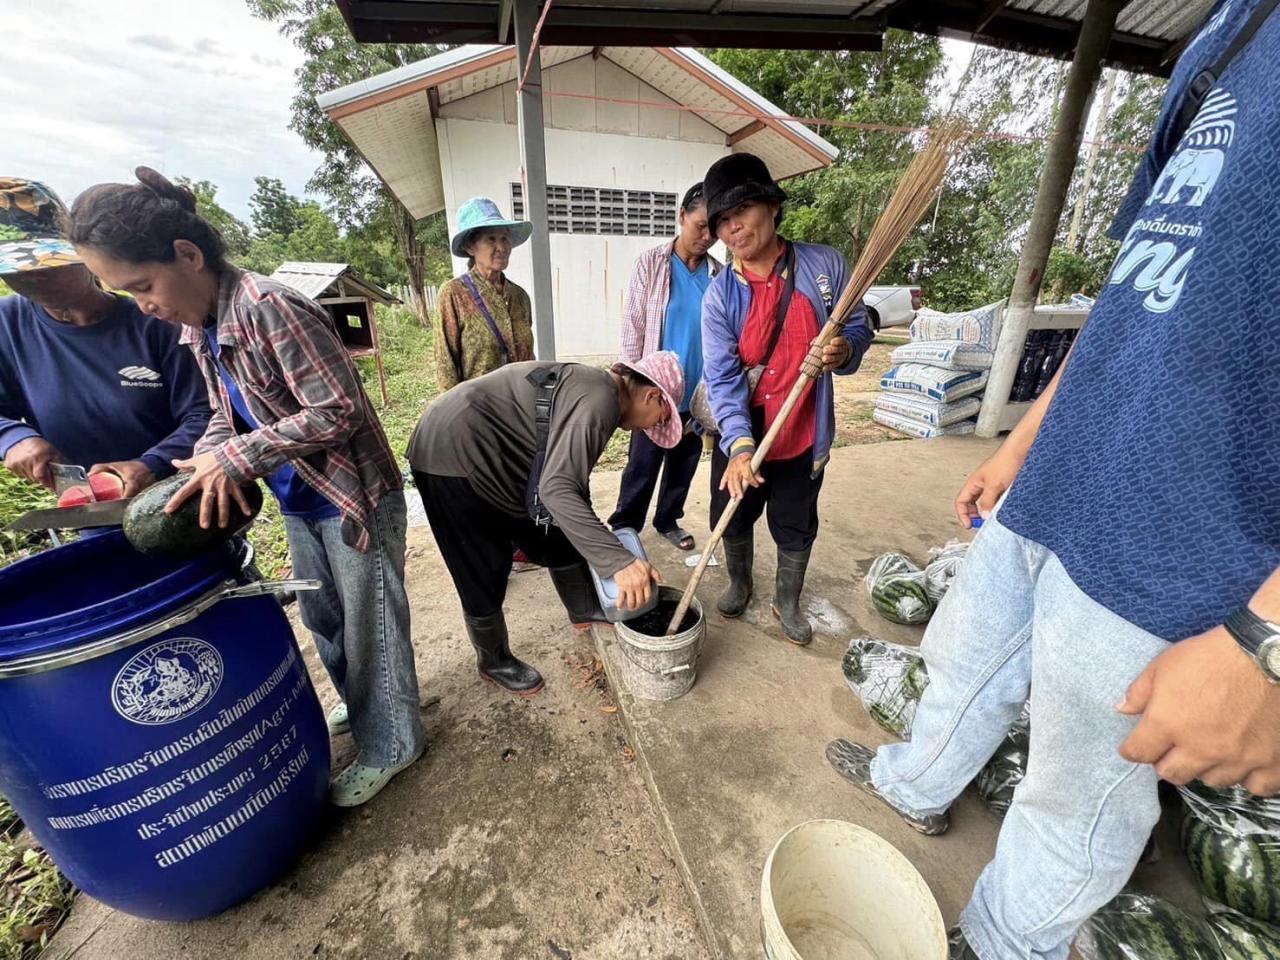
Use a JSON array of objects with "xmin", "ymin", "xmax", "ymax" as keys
[
  {"xmin": 761, "ymin": 819, "xmax": 946, "ymax": 960},
  {"xmin": 612, "ymin": 586, "xmax": 704, "ymax": 701}
]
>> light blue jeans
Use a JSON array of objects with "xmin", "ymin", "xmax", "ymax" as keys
[
  {"xmin": 871, "ymin": 513, "xmax": 1169, "ymax": 960},
  {"xmin": 284, "ymin": 496, "xmax": 424, "ymax": 768}
]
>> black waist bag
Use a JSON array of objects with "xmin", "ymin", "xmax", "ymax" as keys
[{"xmin": 525, "ymin": 364, "xmax": 564, "ymax": 529}]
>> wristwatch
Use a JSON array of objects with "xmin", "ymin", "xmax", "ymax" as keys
[{"xmin": 1225, "ymin": 607, "xmax": 1280, "ymax": 684}]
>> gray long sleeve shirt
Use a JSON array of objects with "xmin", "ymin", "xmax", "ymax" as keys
[{"xmin": 406, "ymin": 362, "xmax": 636, "ymax": 577}]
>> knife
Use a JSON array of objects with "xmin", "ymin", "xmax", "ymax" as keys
[{"xmin": 7, "ymin": 499, "xmax": 132, "ymax": 532}]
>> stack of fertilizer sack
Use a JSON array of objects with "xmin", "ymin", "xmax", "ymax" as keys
[{"xmin": 874, "ymin": 300, "xmax": 1003, "ymax": 439}]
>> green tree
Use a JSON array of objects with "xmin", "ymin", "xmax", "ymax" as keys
[
  {"xmin": 249, "ymin": 176, "xmax": 307, "ymax": 238},
  {"xmin": 246, "ymin": 0, "xmax": 443, "ymax": 322},
  {"xmin": 178, "ymin": 178, "xmax": 253, "ymax": 261},
  {"xmin": 709, "ymin": 31, "xmax": 944, "ymax": 268}
]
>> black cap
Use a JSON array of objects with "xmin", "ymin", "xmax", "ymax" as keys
[{"xmin": 703, "ymin": 153, "xmax": 787, "ymax": 234}]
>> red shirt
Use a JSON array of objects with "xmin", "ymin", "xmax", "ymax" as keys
[{"xmin": 739, "ymin": 250, "xmax": 820, "ymax": 462}]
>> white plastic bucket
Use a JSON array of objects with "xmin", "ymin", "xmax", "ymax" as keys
[{"xmin": 761, "ymin": 819, "xmax": 946, "ymax": 960}]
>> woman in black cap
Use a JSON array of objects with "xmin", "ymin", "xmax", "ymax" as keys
[{"xmin": 698, "ymin": 152, "xmax": 872, "ymax": 645}]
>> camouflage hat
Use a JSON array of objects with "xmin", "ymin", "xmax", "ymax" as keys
[{"xmin": 0, "ymin": 178, "xmax": 81, "ymax": 275}]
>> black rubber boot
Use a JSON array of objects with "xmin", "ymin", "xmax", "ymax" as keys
[
  {"xmin": 717, "ymin": 533, "xmax": 754, "ymax": 618},
  {"xmin": 772, "ymin": 547, "xmax": 813, "ymax": 645},
  {"xmin": 548, "ymin": 562, "xmax": 609, "ymax": 631},
  {"xmin": 463, "ymin": 612, "xmax": 544, "ymax": 696}
]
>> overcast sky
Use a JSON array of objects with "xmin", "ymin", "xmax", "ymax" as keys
[
  {"xmin": 3, "ymin": 2, "xmax": 979, "ymax": 224},
  {"xmin": 2, "ymin": 0, "xmax": 323, "ymax": 221}
]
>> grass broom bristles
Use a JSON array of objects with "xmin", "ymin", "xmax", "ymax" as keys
[{"xmin": 665, "ymin": 120, "xmax": 972, "ymax": 635}]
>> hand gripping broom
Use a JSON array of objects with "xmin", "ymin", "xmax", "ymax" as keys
[{"xmin": 666, "ymin": 122, "xmax": 971, "ymax": 635}]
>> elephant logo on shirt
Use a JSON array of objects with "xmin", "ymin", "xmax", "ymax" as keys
[{"xmin": 1148, "ymin": 148, "xmax": 1225, "ymax": 207}]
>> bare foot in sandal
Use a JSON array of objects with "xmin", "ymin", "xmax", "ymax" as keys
[{"xmin": 661, "ymin": 527, "xmax": 695, "ymax": 551}]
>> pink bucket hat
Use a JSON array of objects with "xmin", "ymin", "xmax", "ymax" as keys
[{"xmin": 615, "ymin": 350, "xmax": 685, "ymax": 450}]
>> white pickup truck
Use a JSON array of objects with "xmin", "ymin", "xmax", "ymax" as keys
[{"xmin": 863, "ymin": 285, "xmax": 923, "ymax": 331}]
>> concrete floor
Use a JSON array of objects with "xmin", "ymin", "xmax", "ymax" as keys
[
  {"xmin": 45, "ymin": 521, "xmax": 711, "ymax": 960},
  {"xmin": 45, "ymin": 435, "xmax": 1200, "ymax": 960}
]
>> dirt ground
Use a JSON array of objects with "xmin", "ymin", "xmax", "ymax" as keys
[{"xmin": 45, "ymin": 534, "xmax": 711, "ymax": 960}]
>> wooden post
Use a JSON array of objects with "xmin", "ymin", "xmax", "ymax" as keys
[{"xmin": 975, "ymin": 0, "xmax": 1124, "ymax": 437}]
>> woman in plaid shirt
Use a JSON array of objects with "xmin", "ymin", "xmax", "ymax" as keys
[{"xmin": 69, "ymin": 168, "xmax": 425, "ymax": 809}]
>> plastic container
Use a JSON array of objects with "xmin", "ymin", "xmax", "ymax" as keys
[
  {"xmin": 761, "ymin": 819, "xmax": 946, "ymax": 960},
  {"xmin": 0, "ymin": 531, "xmax": 329, "ymax": 920},
  {"xmin": 613, "ymin": 586, "xmax": 705, "ymax": 701},
  {"xmin": 590, "ymin": 527, "xmax": 659, "ymax": 622}
]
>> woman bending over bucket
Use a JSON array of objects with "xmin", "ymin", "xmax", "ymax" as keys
[{"xmin": 67, "ymin": 167, "xmax": 425, "ymax": 808}]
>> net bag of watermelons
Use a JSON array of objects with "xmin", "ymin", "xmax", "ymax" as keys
[
  {"xmin": 841, "ymin": 638, "xmax": 930, "ymax": 740},
  {"xmin": 1206, "ymin": 909, "xmax": 1280, "ymax": 960},
  {"xmin": 865, "ymin": 553, "xmax": 935, "ymax": 625},
  {"xmin": 924, "ymin": 540, "xmax": 969, "ymax": 604},
  {"xmin": 1180, "ymin": 780, "xmax": 1280, "ymax": 925},
  {"xmin": 1075, "ymin": 893, "xmax": 1224, "ymax": 960},
  {"xmin": 975, "ymin": 702, "xmax": 1031, "ymax": 818}
]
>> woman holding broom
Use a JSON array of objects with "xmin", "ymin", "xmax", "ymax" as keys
[{"xmin": 699, "ymin": 153, "xmax": 872, "ymax": 645}]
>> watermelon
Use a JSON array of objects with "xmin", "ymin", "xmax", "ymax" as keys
[
  {"xmin": 1208, "ymin": 910, "xmax": 1280, "ymax": 960},
  {"xmin": 841, "ymin": 638, "xmax": 928, "ymax": 740},
  {"xmin": 865, "ymin": 553, "xmax": 935, "ymax": 625},
  {"xmin": 1076, "ymin": 893, "xmax": 1222, "ymax": 960},
  {"xmin": 1182, "ymin": 811, "xmax": 1280, "ymax": 925},
  {"xmin": 56, "ymin": 485, "xmax": 93, "ymax": 508},
  {"xmin": 976, "ymin": 705, "xmax": 1031, "ymax": 818},
  {"xmin": 123, "ymin": 473, "xmax": 263, "ymax": 558}
]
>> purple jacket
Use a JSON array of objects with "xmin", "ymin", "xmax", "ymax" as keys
[{"xmin": 701, "ymin": 241, "xmax": 870, "ymax": 472}]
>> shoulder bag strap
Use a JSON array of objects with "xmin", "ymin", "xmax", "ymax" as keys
[
  {"xmin": 460, "ymin": 273, "xmax": 511, "ymax": 366},
  {"xmin": 1169, "ymin": 0, "xmax": 1280, "ymax": 152},
  {"xmin": 759, "ymin": 241, "xmax": 797, "ymax": 370}
]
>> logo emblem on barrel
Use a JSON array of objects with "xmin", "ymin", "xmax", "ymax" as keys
[{"xmin": 111, "ymin": 638, "xmax": 224, "ymax": 726}]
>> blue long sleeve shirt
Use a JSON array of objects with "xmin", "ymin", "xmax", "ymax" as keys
[
  {"xmin": 0, "ymin": 294, "xmax": 211, "ymax": 478},
  {"xmin": 701, "ymin": 241, "xmax": 870, "ymax": 472}
]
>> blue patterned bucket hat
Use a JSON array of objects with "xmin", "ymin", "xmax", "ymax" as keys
[
  {"xmin": 0, "ymin": 179, "xmax": 81, "ymax": 275},
  {"xmin": 450, "ymin": 197, "xmax": 532, "ymax": 257}
]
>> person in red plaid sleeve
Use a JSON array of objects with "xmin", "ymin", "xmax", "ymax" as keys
[{"xmin": 69, "ymin": 168, "xmax": 425, "ymax": 808}]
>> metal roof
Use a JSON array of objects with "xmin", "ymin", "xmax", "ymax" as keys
[
  {"xmin": 269, "ymin": 262, "xmax": 399, "ymax": 304},
  {"xmin": 318, "ymin": 44, "xmax": 840, "ymax": 219},
  {"xmin": 338, "ymin": 0, "xmax": 1215, "ymax": 75}
]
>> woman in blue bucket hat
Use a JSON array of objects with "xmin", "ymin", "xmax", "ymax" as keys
[{"xmin": 435, "ymin": 197, "xmax": 535, "ymax": 393}]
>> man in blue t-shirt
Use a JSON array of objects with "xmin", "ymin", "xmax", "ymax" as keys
[
  {"xmin": 826, "ymin": 4, "xmax": 1280, "ymax": 957},
  {"xmin": 609, "ymin": 183, "xmax": 722, "ymax": 550},
  {"xmin": 0, "ymin": 178, "xmax": 209, "ymax": 497}
]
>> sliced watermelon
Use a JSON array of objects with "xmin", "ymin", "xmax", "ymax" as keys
[
  {"xmin": 57, "ymin": 485, "xmax": 93, "ymax": 508},
  {"xmin": 88, "ymin": 471, "xmax": 125, "ymax": 501}
]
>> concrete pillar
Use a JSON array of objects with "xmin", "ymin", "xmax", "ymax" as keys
[
  {"xmin": 975, "ymin": 0, "xmax": 1125, "ymax": 437},
  {"xmin": 514, "ymin": 0, "xmax": 557, "ymax": 360}
]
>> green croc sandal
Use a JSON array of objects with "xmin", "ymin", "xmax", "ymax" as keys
[
  {"xmin": 327, "ymin": 702, "xmax": 351, "ymax": 736},
  {"xmin": 329, "ymin": 746, "xmax": 425, "ymax": 808}
]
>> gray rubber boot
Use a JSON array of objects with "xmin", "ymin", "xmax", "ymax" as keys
[
  {"xmin": 463, "ymin": 612, "xmax": 544, "ymax": 696},
  {"xmin": 716, "ymin": 533, "xmax": 754, "ymax": 618},
  {"xmin": 772, "ymin": 547, "xmax": 813, "ymax": 645}
]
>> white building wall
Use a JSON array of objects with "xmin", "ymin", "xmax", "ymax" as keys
[{"xmin": 436, "ymin": 56, "xmax": 729, "ymax": 361}]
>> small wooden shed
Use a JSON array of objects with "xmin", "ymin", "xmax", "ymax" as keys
[{"xmin": 269, "ymin": 261, "xmax": 399, "ymax": 405}]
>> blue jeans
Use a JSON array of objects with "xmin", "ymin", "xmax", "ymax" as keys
[
  {"xmin": 871, "ymin": 513, "xmax": 1169, "ymax": 960},
  {"xmin": 284, "ymin": 495, "xmax": 424, "ymax": 768}
]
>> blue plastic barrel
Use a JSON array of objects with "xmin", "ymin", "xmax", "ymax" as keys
[{"xmin": 0, "ymin": 531, "xmax": 330, "ymax": 920}]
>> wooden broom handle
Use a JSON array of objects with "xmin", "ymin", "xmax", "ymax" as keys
[{"xmin": 665, "ymin": 315, "xmax": 848, "ymax": 634}]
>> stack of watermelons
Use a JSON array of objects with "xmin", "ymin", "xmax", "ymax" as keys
[
  {"xmin": 1077, "ymin": 893, "xmax": 1280, "ymax": 959},
  {"xmin": 1180, "ymin": 781, "xmax": 1280, "ymax": 931}
]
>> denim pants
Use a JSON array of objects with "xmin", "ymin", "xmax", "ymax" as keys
[
  {"xmin": 607, "ymin": 413, "xmax": 703, "ymax": 535},
  {"xmin": 871, "ymin": 513, "xmax": 1169, "ymax": 960},
  {"xmin": 284, "ymin": 495, "xmax": 424, "ymax": 768}
]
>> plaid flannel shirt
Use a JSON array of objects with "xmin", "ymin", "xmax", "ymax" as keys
[
  {"xmin": 619, "ymin": 240, "xmax": 723, "ymax": 362},
  {"xmin": 183, "ymin": 267, "xmax": 402, "ymax": 553}
]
